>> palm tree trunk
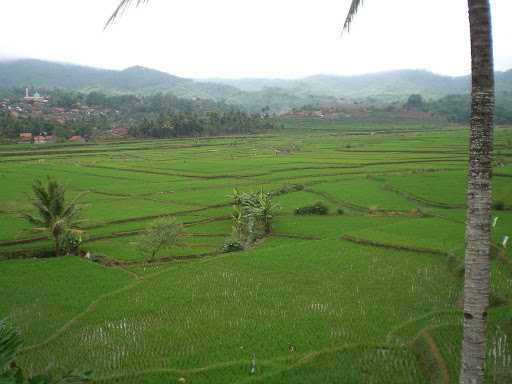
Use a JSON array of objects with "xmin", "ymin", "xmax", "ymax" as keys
[
  {"xmin": 459, "ymin": 1, "xmax": 495, "ymax": 383},
  {"xmin": 55, "ymin": 239, "xmax": 61, "ymax": 257}
]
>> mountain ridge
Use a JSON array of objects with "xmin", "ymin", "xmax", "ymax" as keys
[{"xmin": 1, "ymin": 59, "xmax": 511, "ymax": 111}]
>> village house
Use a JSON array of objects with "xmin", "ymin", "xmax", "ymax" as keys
[
  {"xmin": 18, "ymin": 133, "xmax": 33, "ymax": 144},
  {"xmin": 33, "ymin": 135, "xmax": 47, "ymax": 144},
  {"xmin": 33, "ymin": 134, "xmax": 56, "ymax": 144},
  {"xmin": 68, "ymin": 135, "xmax": 86, "ymax": 143},
  {"xmin": 111, "ymin": 127, "xmax": 129, "ymax": 137}
]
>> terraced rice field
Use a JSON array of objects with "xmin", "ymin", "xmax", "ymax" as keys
[{"xmin": 1, "ymin": 124, "xmax": 511, "ymax": 383}]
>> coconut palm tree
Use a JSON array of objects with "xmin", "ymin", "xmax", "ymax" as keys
[
  {"xmin": 345, "ymin": 2, "xmax": 495, "ymax": 383},
  {"xmin": 22, "ymin": 178, "xmax": 85, "ymax": 256},
  {"xmin": 107, "ymin": 1, "xmax": 496, "ymax": 382}
]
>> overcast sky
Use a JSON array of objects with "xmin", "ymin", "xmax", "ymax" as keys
[{"xmin": 0, "ymin": 0, "xmax": 510, "ymax": 79}]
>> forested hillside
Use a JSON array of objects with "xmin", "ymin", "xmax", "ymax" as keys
[
  {"xmin": 2, "ymin": 59, "xmax": 511, "ymax": 106},
  {"xmin": 1, "ymin": 59, "xmax": 511, "ymax": 124},
  {"xmin": 0, "ymin": 59, "xmax": 241, "ymax": 100}
]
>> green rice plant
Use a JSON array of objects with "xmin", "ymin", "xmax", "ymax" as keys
[
  {"xmin": 1, "ymin": 126, "xmax": 512, "ymax": 383},
  {"xmin": 0, "ymin": 320, "xmax": 93, "ymax": 383}
]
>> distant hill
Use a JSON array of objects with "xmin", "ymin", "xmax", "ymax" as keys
[
  {"xmin": 212, "ymin": 69, "xmax": 512, "ymax": 99},
  {"xmin": 1, "ymin": 59, "xmax": 511, "ymax": 111},
  {"xmin": 0, "ymin": 59, "xmax": 242, "ymax": 100}
]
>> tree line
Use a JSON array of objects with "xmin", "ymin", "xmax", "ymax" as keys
[
  {"xmin": 403, "ymin": 92, "xmax": 512, "ymax": 124},
  {"xmin": 0, "ymin": 88, "xmax": 275, "ymax": 140}
]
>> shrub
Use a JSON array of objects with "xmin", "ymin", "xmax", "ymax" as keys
[
  {"xmin": 231, "ymin": 189, "xmax": 278, "ymax": 246},
  {"xmin": 493, "ymin": 201, "xmax": 505, "ymax": 211},
  {"xmin": 275, "ymin": 184, "xmax": 304, "ymax": 195},
  {"xmin": 223, "ymin": 240, "xmax": 244, "ymax": 253},
  {"xmin": 59, "ymin": 229, "xmax": 83, "ymax": 256},
  {"xmin": 337, "ymin": 208, "xmax": 345, "ymax": 215},
  {"xmin": 295, "ymin": 202, "xmax": 329, "ymax": 215}
]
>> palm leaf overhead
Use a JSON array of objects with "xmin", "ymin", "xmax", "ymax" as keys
[
  {"xmin": 342, "ymin": 0, "xmax": 363, "ymax": 33},
  {"xmin": 105, "ymin": 0, "xmax": 150, "ymax": 29}
]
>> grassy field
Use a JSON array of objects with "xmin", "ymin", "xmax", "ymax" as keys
[{"xmin": 1, "ymin": 121, "xmax": 511, "ymax": 383}]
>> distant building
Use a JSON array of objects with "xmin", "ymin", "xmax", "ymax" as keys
[
  {"xmin": 18, "ymin": 132, "xmax": 33, "ymax": 144},
  {"xmin": 111, "ymin": 127, "xmax": 129, "ymax": 137},
  {"xmin": 24, "ymin": 88, "xmax": 47, "ymax": 103},
  {"xmin": 68, "ymin": 135, "xmax": 86, "ymax": 143},
  {"xmin": 33, "ymin": 135, "xmax": 47, "ymax": 144}
]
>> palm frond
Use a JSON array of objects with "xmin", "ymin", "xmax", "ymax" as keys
[
  {"xmin": 20, "ymin": 212, "xmax": 46, "ymax": 227},
  {"xmin": 32, "ymin": 180, "xmax": 50, "ymax": 208},
  {"xmin": 342, "ymin": 0, "xmax": 363, "ymax": 34},
  {"xmin": 0, "ymin": 319, "xmax": 22, "ymax": 370},
  {"xmin": 33, "ymin": 200, "xmax": 52, "ymax": 222},
  {"xmin": 104, "ymin": 0, "xmax": 150, "ymax": 29},
  {"xmin": 61, "ymin": 191, "xmax": 87, "ymax": 220}
]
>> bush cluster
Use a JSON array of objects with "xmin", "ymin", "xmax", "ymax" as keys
[
  {"xmin": 222, "ymin": 240, "xmax": 244, "ymax": 253},
  {"xmin": 231, "ymin": 189, "xmax": 278, "ymax": 247},
  {"xmin": 275, "ymin": 184, "xmax": 304, "ymax": 195},
  {"xmin": 493, "ymin": 201, "xmax": 505, "ymax": 211},
  {"xmin": 295, "ymin": 202, "xmax": 329, "ymax": 215}
]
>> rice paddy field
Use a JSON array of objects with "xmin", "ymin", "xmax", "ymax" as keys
[{"xmin": 1, "ymin": 121, "xmax": 511, "ymax": 383}]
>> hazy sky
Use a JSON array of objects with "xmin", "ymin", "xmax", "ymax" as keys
[{"xmin": 0, "ymin": 0, "xmax": 511, "ymax": 79}]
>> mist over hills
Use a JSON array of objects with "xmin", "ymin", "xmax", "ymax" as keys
[
  {"xmin": 1, "ymin": 59, "xmax": 511, "ymax": 111},
  {"xmin": 0, "ymin": 59, "xmax": 242, "ymax": 100},
  {"xmin": 211, "ymin": 70, "xmax": 512, "ymax": 99}
]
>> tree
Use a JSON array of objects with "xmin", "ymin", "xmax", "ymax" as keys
[
  {"xmin": 231, "ymin": 189, "xmax": 278, "ymax": 246},
  {"xmin": 0, "ymin": 320, "xmax": 92, "ymax": 383},
  {"xmin": 404, "ymin": 94, "xmax": 426, "ymax": 112},
  {"xmin": 22, "ymin": 178, "xmax": 85, "ymax": 256},
  {"xmin": 343, "ymin": 1, "xmax": 495, "ymax": 383},
  {"xmin": 137, "ymin": 217, "xmax": 184, "ymax": 260},
  {"xmin": 250, "ymin": 190, "xmax": 278, "ymax": 235}
]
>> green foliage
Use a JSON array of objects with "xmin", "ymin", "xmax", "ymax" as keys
[
  {"xmin": 404, "ymin": 94, "xmax": 426, "ymax": 112},
  {"xmin": 22, "ymin": 179, "xmax": 85, "ymax": 256},
  {"xmin": 222, "ymin": 239, "xmax": 244, "ymax": 253},
  {"xmin": 0, "ymin": 88, "xmax": 275, "ymax": 140},
  {"xmin": 0, "ymin": 112, "xmax": 60, "ymax": 140},
  {"xmin": 137, "ymin": 217, "xmax": 184, "ymax": 260},
  {"xmin": 129, "ymin": 109, "xmax": 272, "ymax": 138},
  {"xmin": 428, "ymin": 92, "xmax": 512, "ymax": 124},
  {"xmin": 274, "ymin": 184, "xmax": 304, "ymax": 195},
  {"xmin": 0, "ymin": 320, "xmax": 22, "ymax": 372},
  {"xmin": 231, "ymin": 189, "xmax": 278, "ymax": 246},
  {"xmin": 493, "ymin": 200, "xmax": 505, "ymax": 211},
  {"xmin": 295, "ymin": 202, "xmax": 329, "ymax": 215},
  {"xmin": 58, "ymin": 229, "xmax": 83, "ymax": 256},
  {"xmin": 0, "ymin": 321, "xmax": 92, "ymax": 384}
]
